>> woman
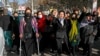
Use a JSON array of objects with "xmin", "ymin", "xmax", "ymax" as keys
[
  {"xmin": 0, "ymin": 8, "xmax": 13, "ymax": 51},
  {"xmin": 80, "ymin": 13, "xmax": 97, "ymax": 56},
  {"xmin": 65, "ymin": 11, "xmax": 70, "ymax": 20},
  {"xmin": 36, "ymin": 11, "xmax": 46, "ymax": 55},
  {"xmin": 19, "ymin": 7, "xmax": 39, "ymax": 56},
  {"xmin": 95, "ymin": 8, "xmax": 100, "ymax": 40},
  {"xmin": 51, "ymin": 9, "xmax": 58, "ymax": 18},
  {"xmin": 53, "ymin": 10, "xmax": 70, "ymax": 56},
  {"xmin": 12, "ymin": 12, "xmax": 20, "ymax": 54},
  {"xmin": 68, "ymin": 13, "xmax": 80, "ymax": 56},
  {"xmin": 45, "ymin": 9, "xmax": 58, "ymax": 53}
]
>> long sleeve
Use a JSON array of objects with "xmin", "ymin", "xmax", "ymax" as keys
[
  {"xmin": 37, "ymin": 16, "xmax": 46, "ymax": 32},
  {"xmin": 32, "ymin": 18, "xmax": 38, "ymax": 33},
  {"xmin": 19, "ymin": 18, "xmax": 24, "ymax": 34}
]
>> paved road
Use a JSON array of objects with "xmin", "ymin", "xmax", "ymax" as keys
[
  {"xmin": 5, "ymin": 40, "xmax": 100, "ymax": 56},
  {"xmin": 92, "ymin": 40, "xmax": 100, "ymax": 56}
]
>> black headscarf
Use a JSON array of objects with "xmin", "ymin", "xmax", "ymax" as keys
[{"xmin": 24, "ymin": 13, "xmax": 33, "ymax": 33}]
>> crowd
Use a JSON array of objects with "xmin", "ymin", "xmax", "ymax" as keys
[{"xmin": 0, "ymin": 6, "xmax": 100, "ymax": 56}]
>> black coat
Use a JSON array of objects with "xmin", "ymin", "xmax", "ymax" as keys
[
  {"xmin": 44, "ymin": 16, "xmax": 56, "ymax": 34},
  {"xmin": 13, "ymin": 17, "xmax": 19, "ymax": 35},
  {"xmin": 0, "ymin": 15, "xmax": 13, "ymax": 31},
  {"xmin": 53, "ymin": 18, "xmax": 69, "ymax": 39},
  {"xmin": 78, "ymin": 12, "xmax": 87, "ymax": 23},
  {"xmin": 97, "ymin": 17, "xmax": 100, "ymax": 29}
]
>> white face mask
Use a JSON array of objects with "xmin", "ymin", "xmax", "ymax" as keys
[{"xmin": 38, "ymin": 15, "xmax": 43, "ymax": 18}]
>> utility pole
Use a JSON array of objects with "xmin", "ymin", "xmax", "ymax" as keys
[
  {"xmin": 13, "ymin": 0, "xmax": 18, "ymax": 11},
  {"xmin": 3, "ymin": 0, "xmax": 5, "ymax": 7},
  {"xmin": 32, "ymin": 0, "xmax": 34, "ymax": 14}
]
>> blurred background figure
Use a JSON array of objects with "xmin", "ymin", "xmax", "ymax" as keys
[
  {"xmin": 45, "ymin": 9, "xmax": 58, "ymax": 54},
  {"xmin": 95, "ymin": 7, "xmax": 100, "ymax": 41},
  {"xmin": 65, "ymin": 11, "xmax": 70, "ymax": 20},
  {"xmin": 51, "ymin": 9, "xmax": 58, "ymax": 18},
  {"xmin": 0, "ymin": 7, "xmax": 4, "ymax": 16},
  {"xmin": 0, "ymin": 7, "xmax": 13, "ymax": 52},
  {"xmin": 11, "ymin": 12, "xmax": 20, "ymax": 54},
  {"xmin": 33, "ymin": 12, "xmax": 37, "ymax": 18}
]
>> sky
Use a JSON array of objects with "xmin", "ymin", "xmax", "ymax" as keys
[{"xmin": 9, "ymin": 0, "xmax": 26, "ymax": 5}]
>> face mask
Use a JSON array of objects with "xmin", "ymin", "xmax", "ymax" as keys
[
  {"xmin": 26, "ymin": 13, "xmax": 31, "ymax": 17},
  {"xmin": 38, "ymin": 15, "xmax": 43, "ymax": 18}
]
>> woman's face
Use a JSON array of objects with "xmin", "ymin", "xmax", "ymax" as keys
[
  {"xmin": 25, "ymin": 10, "xmax": 32, "ymax": 17},
  {"xmin": 93, "ymin": 12, "xmax": 98, "ymax": 16},
  {"xmin": 26, "ymin": 10, "xmax": 31, "ymax": 14},
  {"xmin": 75, "ymin": 11, "xmax": 79, "ymax": 15},
  {"xmin": 87, "ymin": 16, "xmax": 92, "ymax": 20},
  {"xmin": 14, "ymin": 13, "xmax": 18, "ymax": 17},
  {"xmin": 65, "ymin": 13, "xmax": 70, "ymax": 18},
  {"xmin": 97, "ymin": 7, "xmax": 100, "ymax": 14},
  {"xmin": 59, "ymin": 12, "xmax": 65, "ymax": 19},
  {"xmin": 34, "ymin": 13, "xmax": 37, "ymax": 17},
  {"xmin": 38, "ymin": 12, "xmax": 42, "ymax": 16},
  {"xmin": 52, "ymin": 10, "xmax": 58, "ymax": 17},
  {"xmin": 72, "ymin": 14, "xmax": 76, "ymax": 18},
  {"xmin": 38, "ymin": 12, "xmax": 43, "ymax": 18}
]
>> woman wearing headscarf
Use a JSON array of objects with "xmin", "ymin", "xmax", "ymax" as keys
[
  {"xmin": 68, "ymin": 13, "xmax": 80, "ymax": 56},
  {"xmin": 19, "ymin": 7, "xmax": 39, "ymax": 56}
]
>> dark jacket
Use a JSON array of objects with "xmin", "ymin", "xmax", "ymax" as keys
[
  {"xmin": 0, "ymin": 15, "xmax": 13, "ymax": 31},
  {"xmin": 53, "ymin": 18, "xmax": 69, "ymax": 39},
  {"xmin": 80, "ymin": 18, "xmax": 97, "ymax": 44},
  {"xmin": 78, "ymin": 12, "xmax": 87, "ymax": 23},
  {"xmin": 45, "ymin": 15, "xmax": 56, "ymax": 34},
  {"xmin": 13, "ymin": 17, "xmax": 20, "ymax": 34},
  {"xmin": 96, "ymin": 17, "xmax": 100, "ymax": 29}
]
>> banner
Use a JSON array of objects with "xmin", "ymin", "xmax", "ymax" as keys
[{"xmin": 92, "ymin": 0, "xmax": 97, "ymax": 12}]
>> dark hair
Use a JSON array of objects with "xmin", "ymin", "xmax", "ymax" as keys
[
  {"xmin": 34, "ymin": 12, "xmax": 37, "ymax": 14},
  {"xmin": 37, "ymin": 11, "xmax": 43, "ymax": 15},
  {"xmin": 58, "ymin": 10, "xmax": 65, "ymax": 16},
  {"xmin": 73, "ymin": 8, "xmax": 79, "ymax": 13},
  {"xmin": 71, "ymin": 13, "xmax": 77, "ymax": 18},
  {"xmin": 51, "ymin": 9, "xmax": 57, "ymax": 14},
  {"xmin": 13, "ymin": 11, "xmax": 18, "ymax": 15},
  {"xmin": 66, "ymin": 11, "xmax": 70, "ymax": 14},
  {"xmin": 86, "ymin": 13, "xmax": 92, "ymax": 16},
  {"xmin": 24, "ymin": 7, "xmax": 32, "ymax": 14},
  {"xmin": 92, "ymin": 11, "xmax": 98, "ymax": 16}
]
